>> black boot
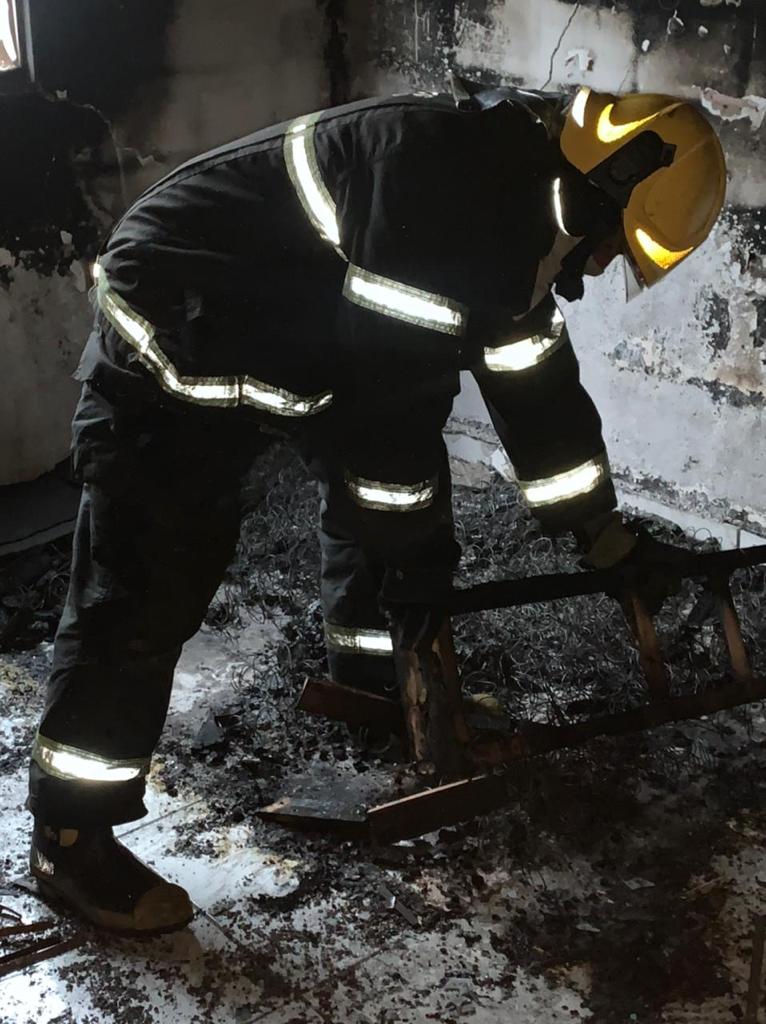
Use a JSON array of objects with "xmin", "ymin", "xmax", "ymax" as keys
[{"xmin": 30, "ymin": 821, "xmax": 194, "ymax": 934}]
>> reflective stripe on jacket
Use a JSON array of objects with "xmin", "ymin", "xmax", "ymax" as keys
[{"xmin": 95, "ymin": 87, "xmax": 615, "ymax": 555}]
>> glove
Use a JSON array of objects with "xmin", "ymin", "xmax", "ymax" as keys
[
  {"xmin": 379, "ymin": 566, "xmax": 450, "ymax": 654},
  {"xmin": 578, "ymin": 512, "xmax": 685, "ymax": 615}
]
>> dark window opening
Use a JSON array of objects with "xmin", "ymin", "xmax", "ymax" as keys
[
  {"xmin": 0, "ymin": 0, "xmax": 21, "ymax": 72},
  {"xmin": 1, "ymin": 0, "xmax": 33, "ymax": 89}
]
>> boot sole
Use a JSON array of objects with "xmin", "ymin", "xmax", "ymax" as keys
[{"xmin": 33, "ymin": 872, "xmax": 194, "ymax": 937}]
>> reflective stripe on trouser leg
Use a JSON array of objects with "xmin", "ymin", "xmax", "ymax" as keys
[
  {"xmin": 317, "ymin": 518, "xmax": 397, "ymax": 695},
  {"xmin": 324, "ymin": 622, "xmax": 393, "ymax": 656},
  {"xmin": 519, "ymin": 453, "xmax": 611, "ymax": 509},
  {"xmin": 324, "ymin": 621, "xmax": 397, "ymax": 696},
  {"xmin": 345, "ymin": 474, "xmax": 438, "ymax": 512},
  {"xmin": 31, "ymin": 734, "xmax": 149, "ymax": 783},
  {"xmin": 29, "ymin": 404, "xmax": 249, "ymax": 826}
]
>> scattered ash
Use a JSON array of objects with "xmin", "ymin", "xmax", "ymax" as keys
[
  {"xmin": 4, "ymin": 445, "xmax": 766, "ymax": 1022},
  {"xmin": 185, "ymin": 443, "xmax": 766, "ymax": 799},
  {"xmin": 0, "ymin": 538, "xmax": 71, "ymax": 653}
]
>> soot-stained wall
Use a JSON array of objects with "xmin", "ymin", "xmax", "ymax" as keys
[
  {"xmin": 351, "ymin": 0, "xmax": 766, "ymax": 536},
  {"xmin": 1, "ymin": 0, "xmax": 338, "ymax": 486}
]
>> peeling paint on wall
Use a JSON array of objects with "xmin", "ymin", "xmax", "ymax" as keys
[
  {"xmin": 700, "ymin": 87, "xmax": 766, "ymax": 130},
  {"xmin": 0, "ymin": 266, "xmax": 92, "ymax": 486},
  {"xmin": 1, "ymin": 0, "xmax": 331, "ymax": 485},
  {"xmin": 605, "ymin": 212, "xmax": 766, "ymax": 403},
  {"xmin": 356, "ymin": 0, "xmax": 766, "ymax": 530}
]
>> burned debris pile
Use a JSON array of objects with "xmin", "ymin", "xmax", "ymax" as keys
[
  {"xmin": 4, "ymin": 444, "xmax": 766, "ymax": 812},
  {"xmin": 226, "ymin": 445, "xmax": 766, "ymax": 732},
  {"xmin": 0, "ymin": 540, "xmax": 71, "ymax": 654}
]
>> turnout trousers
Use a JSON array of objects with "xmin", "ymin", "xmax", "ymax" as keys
[{"xmin": 29, "ymin": 328, "xmax": 453, "ymax": 827}]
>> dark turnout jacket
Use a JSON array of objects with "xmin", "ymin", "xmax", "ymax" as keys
[{"xmin": 85, "ymin": 86, "xmax": 616, "ymax": 583}]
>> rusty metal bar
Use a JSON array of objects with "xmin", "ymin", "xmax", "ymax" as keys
[
  {"xmin": 472, "ymin": 675, "xmax": 766, "ymax": 766},
  {"xmin": 297, "ymin": 678, "xmax": 403, "ymax": 732},
  {"xmin": 368, "ymin": 675, "xmax": 766, "ymax": 843},
  {"xmin": 447, "ymin": 544, "xmax": 766, "ymax": 616}
]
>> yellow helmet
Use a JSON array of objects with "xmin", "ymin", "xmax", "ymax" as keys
[{"xmin": 560, "ymin": 87, "xmax": 727, "ymax": 288}]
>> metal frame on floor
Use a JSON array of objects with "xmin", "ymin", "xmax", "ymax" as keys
[{"xmin": 260, "ymin": 544, "xmax": 766, "ymax": 843}]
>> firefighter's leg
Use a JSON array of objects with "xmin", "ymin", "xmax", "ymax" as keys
[
  {"xmin": 27, "ymin": 381, "xmax": 261, "ymax": 931},
  {"xmin": 315, "ymin": 451, "xmax": 457, "ymax": 699},
  {"xmin": 318, "ymin": 516, "xmax": 397, "ymax": 696}
]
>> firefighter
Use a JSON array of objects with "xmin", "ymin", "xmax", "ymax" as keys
[{"xmin": 27, "ymin": 76, "xmax": 726, "ymax": 932}]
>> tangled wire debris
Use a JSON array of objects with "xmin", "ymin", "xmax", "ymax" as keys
[
  {"xmin": 3, "ymin": 443, "xmax": 766, "ymax": 793},
  {"xmin": 217, "ymin": 445, "xmax": 766, "ymax": 738}
]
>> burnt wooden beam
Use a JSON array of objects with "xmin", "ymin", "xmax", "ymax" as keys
[
  {"xmin": 297, "ymin": 678, "xmax": 403, "ymax": 733},
  {"xmin": 472, "ymin": 675, "xmax": 766, "ymax": 767},
  {"xmin": 368, "ymin": 774, "xmax": 509, "ymax": 844},
  {"xmin": 447, "ymin": 544, "xmax": 766, "ymax": 615}
]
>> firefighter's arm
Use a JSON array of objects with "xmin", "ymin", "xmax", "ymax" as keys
[{"xmin": 470, "ymin": 294, "xmax": 618, "ymax": 536}]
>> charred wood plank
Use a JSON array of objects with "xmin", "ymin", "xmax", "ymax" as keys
[
  {"xmin": 0, "ymin": 933, "xmax": 84, "ymax": 978},
  {"xmin": 368, "ymin": 774, "xmax": 509, "ymax": 844},
  {"xmin": 257, "ymin": 796, "xmax": 369, "ymax": 840},
  {"xmin": 448, "ymin": 545, "xmax": 766, "ymax": 615},
  {"xmin": 297, "ymin": 678, "xmax": 403, "ymax": 733},
  {"xmin": 473, "ymin": 676, "xmax": 766, "ymax": 766}
]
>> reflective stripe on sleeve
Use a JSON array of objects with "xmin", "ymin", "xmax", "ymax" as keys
[
  {"xmin": 95, "ymin": 263, "xmax": 333, "ymax": 417},
  {"xmin": 484, "ymin": 306, "xmax": 566, "ymax": 373},
  {"xmin": 346, "ymin": 473, "xmax": 438, "ymax": 512},
  {"xmin": 519, "ymin": 453, "xmax": 610, "ymax": 508},
  {"xmin": 325, "ymin": 623, "xmax": 394, "ymax": 656},
  {"xmin": 284, "ymin": 113, "xmax": 344, "ymax": 255},
  {"xmin": 32, "ymin": 734, "xmax": 149, "ymax": 784},
  {"xmin": 343, "ymin": 264, "xmax": 468, "ymax": 337},
  {"xmin": 240, "ymin": 378, "xmax": 333, "ymax": 416}
]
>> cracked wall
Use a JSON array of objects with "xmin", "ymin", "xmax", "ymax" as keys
[
  {"xmin": 1, "ymin": 0, "xmax": 334, "ymax": 486},
  {"xmin": 351, "ymin": 0, "xmax": 766, "ymax": 533}
]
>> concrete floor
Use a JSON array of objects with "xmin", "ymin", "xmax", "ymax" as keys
[{"xmin": 3, "ymin": 612, "xmax": 766, "ymax": 1023}]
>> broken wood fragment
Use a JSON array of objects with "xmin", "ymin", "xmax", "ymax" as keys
[
  {"xmin": 472, "ymin": 675, "xmax": 766, "ymax": 767},
  {"xmin": 0, "ymin": 919, "xmax": 55, "ymax": 939},
  {"xmin": 258, "ymin": 796, "xmax": 369, "ymax": 840},
  {"xmin": 0, "ymin": 933, "xmax": 85, "ymax": 978},
  {"xmin": 626, "ymin": 592, "xmax": 670, "ymax": 699},
  {"xmin": 447, "ymin": 544, "xmax": 766, "ymax": 615},
  {"xmin": 712, "ymin": 576, "xmax": 754, "ymax": 683},
  {"xmin": 745, "ymin": 914, "xmax": 766, "ymax": 1023},
  {"xmin": 298, "ymin": 678, "xmax": 403, "ymax": 733},
  {"xmin": 368, "ymin": 774, "xmax": 509, "ymax": 844}
]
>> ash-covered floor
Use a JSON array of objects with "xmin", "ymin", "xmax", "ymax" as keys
[{"xmin": 2, "ymin": 449, "xmax": 766, "ymax": 1023}]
